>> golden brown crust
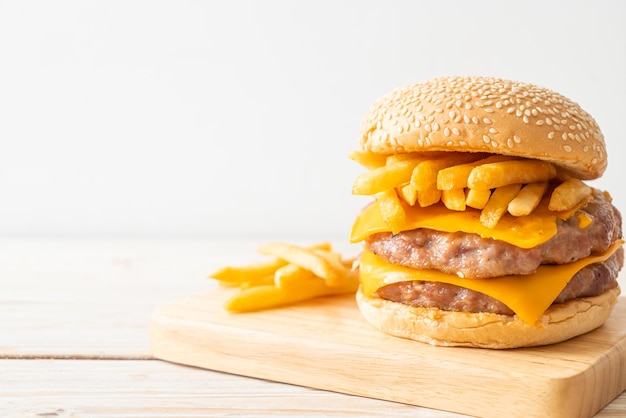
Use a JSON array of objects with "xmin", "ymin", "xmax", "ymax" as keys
[
  {"xmin": 355, "ymin": 286, "xmax": 620, "ymax": 349},
  {"xmin": 360, "ymin": 76, "xmax": 606, "ymax": 179}
]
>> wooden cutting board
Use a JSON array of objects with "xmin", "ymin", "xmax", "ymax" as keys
[{"xmin": 149, "ymin": 288, "xmax": 626, "ymax": 418}]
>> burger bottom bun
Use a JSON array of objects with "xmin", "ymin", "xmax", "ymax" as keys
[{"xmin": 355, "ymin": 286, "xmax": 621, "ymax": 349}]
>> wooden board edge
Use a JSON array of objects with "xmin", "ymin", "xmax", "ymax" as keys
[{"xmin": 149, "ymin": 293, "xmax": 626, "ymax": 418}]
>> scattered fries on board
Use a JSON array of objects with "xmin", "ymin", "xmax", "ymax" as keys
[
  {"xmin": 209, "ymin": 242, "xmax": 358, "ymax": 312},
  {"xmin": 351, "ymin": 151, "xmax": 594, "ymax": 230}
]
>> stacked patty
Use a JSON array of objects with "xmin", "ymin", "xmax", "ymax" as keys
[{"xmin": 367, "ymin": 192, "xmax": 623, "ymax": 315}]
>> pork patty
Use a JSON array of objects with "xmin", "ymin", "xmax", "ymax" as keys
[
  {"xmin": 366, "ymin": 191, "xmax": 622, "ymax": 279},
  {"xmin": 376, "ymin": 247, "xmax": 623, "ymax": 315}
]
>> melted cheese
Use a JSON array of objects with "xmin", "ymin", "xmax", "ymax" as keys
[
  {"xmin": 351, "ymin": 197, "xmax": 584, "ymax": 248},
  {"xmin": 360, "ymin": 240, "xmax": 623, "ymax": 325}
]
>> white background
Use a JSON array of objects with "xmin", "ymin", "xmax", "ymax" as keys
[{"xmin": 0, "ymin": 0, "xmax": 624, "ymax": 241}]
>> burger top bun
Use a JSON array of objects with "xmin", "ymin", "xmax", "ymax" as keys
[{"xmin": 360, "ymin": 76, "xmax": 607, "ymax": 179}]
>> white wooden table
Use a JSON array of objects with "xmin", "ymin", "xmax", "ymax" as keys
[{"xmin": 1, "ymin": 238, "xmax": 624, "ymax": 417}]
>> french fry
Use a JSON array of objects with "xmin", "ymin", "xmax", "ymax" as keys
[
  {"xmin": 396, "ymin": 182, "xmax": 418, "ymax": 206},
  {"xmin": 508, "ymin": 182, "xmax": 549, "ymax": 216},
  {"xmin": 417, "ymin": 187, "xmax": 442, "ymax": 207},
  {"xmin": 376, "ymin": 189, "xmax": 406, "ymax": 234},
  {"xmin": 210, "ymin": 258, "xmax": 287, "ymax": 284},
  {"xmin": 239, "ymin": 275, "xmax": 275, "ymax": 289},
  {"xmin": 411, "ymin": 154, "xmax": 482, "ymax": 192},
  {"xmin": 441, "ymin": 188, "xmax": 466, "ymax": 211},
  {"xmin": 274, "ymin": 264, "xmax": 315, "ymax": 288},
  {"xmin": 468, "ymin": 160, "xmax": 557, "ymax": 190},
  {"xmin": 385, "ymin": 153, "xmax": 427, "ymax": 165},
  {"xmin": 224, "ymin": 277, "xmax": 359, "ymax": 313},
  {"xmin": 348, "ymin": 150, "xmax": 387, "ymax": 169},
  {"xmin": 352, "ymin": 159, "xmax": 419, "ymax": 195},
  {"xmin": 466, "ymin": 188, "xmax": 492, "ymax": 209},
  {"xmin": 549, "ymin": 178, "xmax": 592, "ymax": 212},
  {"xmin": 410, "ymin": 154, "xmax": 483, "ymax": 207},
  {"xmin": 312, "ymin": 248, "xmax": 350, "ymax": 286},
  {"xmin": 437, "ymin": 155, "xmax": 513, "ymax": 190},
  {"xmin": 257, "ymin": 242, "xmax": 340, "ymax": 282},
  {"xmin": 210, "ymin": 241, "xmax": 359, "ymax": 313},
  {"xmin": 480, "ymin": 184, "xmax": 522, "ymax": 228}
]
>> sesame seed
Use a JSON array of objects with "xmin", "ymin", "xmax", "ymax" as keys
[
  {"xmin": 523, "ymin": 115, "xmax": 529, "ymax": 124},
  {"xmin": 482, "ymin": 135, "xmax": 491, "ymax": 143},
  {"xmin": 507, "ymin": 138, "xmax": 514, "ymax": 148},
  {"xmin": 513, "ymin": 135, "xmax": 522, "ymax": 143},
  {"xmin": 452, "ymin": 127, "xmax": 460, "ymax": 136},
  {"xmin": 483, "ymin": 117, "xmax": 492, "ymax": 124},
  {"xmin": 489, "ymin": 127, "xmax": 498, "ymax": 134},
  {"xmin": 491, "ymin": 141, "xmax": 498, "ymax": 148},
  {"xmin": 444, "ymin": 127, "xmax": 451, "ymax": 137},
  {"xmin": 563, "ymin": 145, "xmax": 573, "ymax": 152},
  {"xmin": 472, "ymin": 116, "xmax": 479, "ymax": 124}
]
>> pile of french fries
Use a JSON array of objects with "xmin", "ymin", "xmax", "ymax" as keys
[
  {"xmin": 209, "ymin": 242, "xmax": 359, "ymax": 312},
  {"xmin": 351, "ymin": 151, "xmax": 592, "ymax": 231}
]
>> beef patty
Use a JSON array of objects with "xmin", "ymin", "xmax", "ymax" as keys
[
  {"xmin": 366, "ymin": 191, "xmax": 622, "ymax": 279},
  {"xmin": 376, "ymin": 247, "xmax": 623, "ymax": 315}
]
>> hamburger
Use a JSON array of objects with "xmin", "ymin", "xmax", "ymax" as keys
[{"xmin": 349, "ymin": 76, "xmax": 624, "ymax": 348}]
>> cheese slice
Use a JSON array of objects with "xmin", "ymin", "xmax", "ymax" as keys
[
  {"xmin": 351, "ymin": 197, "xmax": 585, "ymax": 249},
  {"xmin": 359, "ymin": 240, "xmax": 623, "ymax": 325}
]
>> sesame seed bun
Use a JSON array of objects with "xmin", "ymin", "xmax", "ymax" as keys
[
  {"xmin": 360, "ymin": 76, "xmax": 606, "ymax": 179},
  {"xmin": 356, "ymin": 286, "xmax": 620, "ymax": 349}
]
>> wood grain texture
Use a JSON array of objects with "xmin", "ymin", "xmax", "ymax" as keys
[
  {"xmin": 0, "ymin": 238, "xmax": 223, "ymax": 358},
  {"xmin": 151, "ymin": 288, "xmax": 626, "ymax": 418},
  {"xmin": 0, "ymin": 359, "xmax": 467, "ymax": 417}
]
